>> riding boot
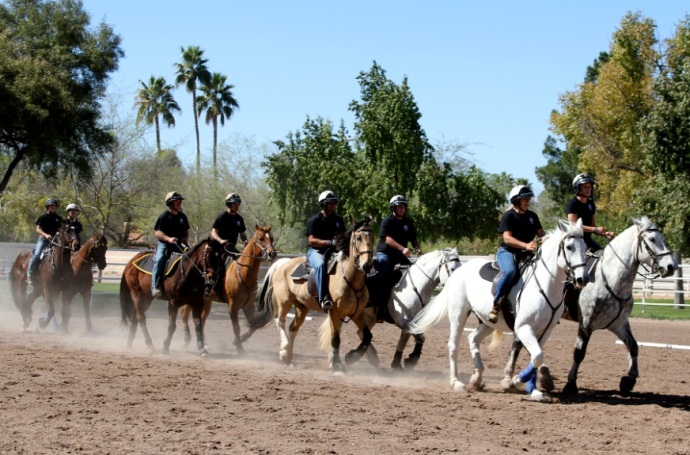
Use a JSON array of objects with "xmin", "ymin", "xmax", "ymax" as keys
[
  {"xmin": 488, "ymin": 298, "xmax": 501, "ymax": 324},
  {"xmin": 320, "ymin": 272, "xmax": 333, "ymax": 311}
]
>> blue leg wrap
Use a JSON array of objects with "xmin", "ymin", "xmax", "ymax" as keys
[{"xmin": 519, "ymin": 363, "xmax": 538, "ymax": 393}]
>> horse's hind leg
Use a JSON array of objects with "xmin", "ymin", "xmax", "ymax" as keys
[
  {"xmin": 136, "ymin": 307, "xmax": 155, "ymax": 353},
  {"xmin": 82, "ymin": 291, "xmax": 93, "ymax": 333},
  {"xmin": 612, "ymin": 321, "xmax": 639, "ymax": 395},
  {"xmin": 467, "ymin": 323, "xmax": 493, "ymax": 391},
  {"xmin": 563, "ymin": 325, "xmax": 592, "ymax": 395},
  {"xmin": 237, "ymin": 301, "xmax": 258, "ymax": 345},
  {"xmin": 344, "ymin": 313, "xmax": 373, "ymax": 367},
  {"xmin": 162, "ymin": 304, "xmax": 180, "ymax": 355},
  {"xmin": 404, "ymin": 333, "xmax": 425, "ymax": 370},
  {"xmin": 447, "ymin": 305, "xmax": 472, "ymax": 392}
]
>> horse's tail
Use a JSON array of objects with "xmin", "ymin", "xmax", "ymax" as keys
[
  {"xmin": 119, "ymin": 273, "xmax": 134, "ymax": 329},
  {"xmin": 488, "ymin": 329, "xmax": 505, "ymax": 351},
  {"xmin": 248, "ymin": 258, "xmax": 285, "ymax": 330},
  {"xmin": 407, "ymin": 285, "xmax": 451, "ymax": 335},
  {"xmin": 318, "ymin": 317, "xmax": 332, "ymax": 353}
]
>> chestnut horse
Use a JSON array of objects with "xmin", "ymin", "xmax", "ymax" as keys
[
  {"xmin": 119, "ymin": 238, "xmax": 224, "ymax": 356},
  {"xmin": 180, "ymin": 225, "xmax": 276, "ymax": 354},
  {"xmin": 61, "ymin": 233, "xmax": 108, "ymax": 333},
  {"xmin": 9, "ymin": 225, "xmax": 80, "ymax": 330},
  {"xmin": 250, "ymin": 217, "xmax": 375, "ymax": 373}
]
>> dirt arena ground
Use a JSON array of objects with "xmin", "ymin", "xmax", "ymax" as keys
[{"xmin": 0, "ymin": 294, "xmax": 688, "ymax": 455}]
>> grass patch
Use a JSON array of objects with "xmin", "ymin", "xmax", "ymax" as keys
[{"xmin": 631, "ymin": 298, "xmax": 690, "ymax": 320}]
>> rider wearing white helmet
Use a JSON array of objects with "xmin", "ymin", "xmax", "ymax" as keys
[
  {"xmin": 64, "ymin": 203, "xmax": 83, "ymax": 246},
  {"xmin": 27, "ymin": 198, "xmax": 63, "ymax": 285},
  {"xmin": 566, "ymin": 173, "xmax": 615, "ymax": 252},
  {"xmin": 489, "ymin": 185, "xmax": 545, "ymax": 323},
  {"xmin": 306, "ymin": 190, "xmax": 346, "ymax": 311},
  {"xmin": 210, "ymin": 192, "xmax": 248, "ymax": 255},
  {"xmin": 151, "ymin": 191, "xmax": 190, "ymax": 299},
  {"xmin": 374, "ymin": 195, "xmax": 421, "ymax": 322}
]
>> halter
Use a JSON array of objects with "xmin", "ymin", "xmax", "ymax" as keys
[
  {"xmin": 177, "ymin": 242, "xmax": 221, "ymax": 295},
  {"xmin": 402, "ymin": 251, "xmax": 461, "ymax": 308},
  {"xmin": 224, "ymin": 233, "xmax": 276, "ymax": 261},
  {"xmin": 635, "ymin": 227, "xmax": 673, "ymax": 277}
]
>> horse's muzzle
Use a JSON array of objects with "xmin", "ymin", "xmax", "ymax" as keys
[{"xmin": 362, "ymin": 262, "xmax": 373, "ymax": 274}]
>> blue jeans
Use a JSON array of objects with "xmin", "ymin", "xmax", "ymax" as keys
[
  {"xmin": 494, "ymin": 246, "xmax": 517, "ymax": 302},
  {"xmin": 27, "ymin": 237, "xmax": 50, "ymax": 278},
  {"xmin": 307, "ymin": 248, "xmax": 329, "ymax": 303},
  {"xmin": 151, "ymin": 240, "xmax": 173, "ymax": 293}
]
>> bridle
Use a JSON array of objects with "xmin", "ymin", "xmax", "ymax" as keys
[
  {"xmin": 177, "ymin": 241, "xmax": 222, "ymax": 297},
  {"xmin": 224, "ymin": 232, "xmax": 276, "ymax": 262},
  {"xmin": 350, "ymin": 226, "xmax": 374, "ymax": 272},
  {"xmin": 403, "ymin": 251, "xmax": 461, "ymax": 308}
]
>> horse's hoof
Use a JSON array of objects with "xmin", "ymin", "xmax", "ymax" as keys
[
  {"xmin": 538, "ymin": 365, "xmax": 555, "ymax": 391},
  {"xmin": 38, "ymin": 318, "xmax": 49, "ymax": 329},
  {"xmin": 562, "ymin": 381, "xmax": 579, "ymax": 395},
  {"xmin": 344, "ymin": 350, "xmax": 363, "ymax": 365},
  {"xmin": 500, "ymin": 377, "xmax": 514, "ymax": 391},
  {"xmin": 451, "ymin": 380, "xmax": 467, "ymax": 393},
  {"xmin": 333, "ymin": 369, "xmax": 346, "ymax": 377},
  {"xmin": 403, "ymin": 357, "xmax": 419, "ymax": 370},
  {"xmin": 199, "ymin": 350, "xmax": 208, "ymax": 358},
  {"xmin": 510, "ymin": 375, "xmax": 527, "ymax": 392},
  {"xmin": 619, "ymin": 376, "xmax": 636, "ymax": 396},
  {"xmin": 390, "ymin": 361, "xmax": 403, "ymax": 371},
  {"xmin": 529, "ymin": 390, "xmax": 553, "ymax": 403}
]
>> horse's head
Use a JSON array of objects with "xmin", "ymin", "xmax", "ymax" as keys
[
  {"xmin": 90, "ymin": 233, "xmax": 108, "ymax": 270},
  {"xmin": 201, "ymin": 237, "xmax": 226, "ymax": 297},
  {"xmin": 439, "ymin": 248, "xmax": 461, "ymax": 285},
  {"xmin": 64, "ymin": 225, "xmax": 80, "ymax": 253},
  {"xmin": 251, "ymin": 224, "xmax": 277, "ymax": 261},
  {"xmin": 554, "ymin": 218, "xmax": 589, "ymax": 288},
  {"xmin": 633, "ymin": 217, "xmax": 677, "ymax": 278},
  {"xmin": 338, "ymin": 216, "xmax": 375, "ymax": 273}
]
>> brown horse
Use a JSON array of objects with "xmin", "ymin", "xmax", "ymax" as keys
[
  {"xmin": 119, "ymin": 237, "xmax": 225, "ymax": 356},
  {"xmin": 61, "ymin": 233, "xmax": 108, "ymax": 333},
  {"xmin": 250, "ymin": 217, "xmax": 375, "ymax": 372},
  {"xmin": 180, "ymin": 225, "xmax": 277, "ymax": 354},
  {"xmin": 9, "ymin": 225, "xmax": 80, "ymax": 330}
]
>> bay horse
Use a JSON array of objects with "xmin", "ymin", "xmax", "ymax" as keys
[
  {"xmin": 409, "ymin": 219, "xmax": 588, "ymax": 402},
  {"xmin": 503, "ymin": 217, "xmax": 677, "ymax": 396},
  {"xmin": 249, "ymin": 217, "xmax": 375, "ymax": 373},
  {"xmin": 180, "ymin": 225, "xmax": 277, "ymax": 353},
  {"xmin": 9, "ymin": 225, "xmax": 80, "ymax": 330},
  {"xmin": 61, "ymin": 233, "xmax": 108, "ymax": 333},
  {"xmin": 119, "ymin": 237, "xmax": 225, "ymax": 356},
  {"xmin": 363, "ymin": 248, "xmax": 461, "ymax": 370}
]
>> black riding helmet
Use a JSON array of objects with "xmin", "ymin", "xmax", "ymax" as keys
[
  {"xmin": 45, "ymin": 198, "xmax": 59, "ymax": 208},
  {"xmin": 572, "ymin": 173, "xmax": 595, "ymax": 195}
]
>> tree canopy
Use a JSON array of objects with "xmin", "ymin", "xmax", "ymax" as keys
[{"xmin": 0, "ymin": 0, "xmax": 123, "ymax": 193}]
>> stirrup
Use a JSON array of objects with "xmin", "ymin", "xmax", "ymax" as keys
[
  {"xmin": 488, "ymin": 306, "xmax": 499, "ymax": 323},
  {"xmin": 320, "ymin": 299, "xmax": 333, "ymax": 311}
]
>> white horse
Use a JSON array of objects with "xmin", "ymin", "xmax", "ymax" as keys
[
  {"xmin": 363, "ymin": 248, "xmax": 462, "ymax": 370},
  {"xmin": 408, "ymin": 219, "xmax": 588, "ymax": 402},
  {"xmin": 559, "ymin": 216, "xmax": 677, "ymax": 395}
]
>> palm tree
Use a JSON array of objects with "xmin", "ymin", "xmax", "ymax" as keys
[
  {"xmin": 197, "ymin": 72, "xmax": 239, "ymax": 179},
  {"xmin": 174, "ymin": 46, "xmax": 211, "ymax": 176},
  {"xmin": 134, "ymin": 76, "xmax": 181, "ymax": 154}
]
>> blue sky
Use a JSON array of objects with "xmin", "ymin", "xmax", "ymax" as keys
[{"xmin": 82, "ymin": 1, "xmax": 689, "ymax": 194}]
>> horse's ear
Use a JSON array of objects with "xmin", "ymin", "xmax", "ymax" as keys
[
  {"xmin": 557, "ymin": 219, "xmax": 568, "ymax": 232},
  {"xmin": 363, "ymin": 214, "xmax": 372, "ymax": 225},
  {"xmin": 349, "ymin": 214, "xmax": 355, "ymax": 226},
  {"xmin": 255, "ymin": 223, "xmax": 260, "ymax": 230}
]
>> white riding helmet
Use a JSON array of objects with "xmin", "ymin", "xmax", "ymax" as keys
[
  {"xmin": 509, "ymin": 185, "xmax": 534, "ymax": 205},
  {"xmin": 65, "ymin": 203, "xmax": 81, "ymax": 213},
  {"xmin": 389, "ymin": 195, "xmax": 408, "ymax": 209},
  {"xmin": 318, "ymin": 190, "xmax": 340, "ymax": 208}
]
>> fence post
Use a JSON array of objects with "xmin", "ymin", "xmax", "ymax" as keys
[{"xmin": 674, "ymin": 252, "xmax": 684, "ymax": 310}]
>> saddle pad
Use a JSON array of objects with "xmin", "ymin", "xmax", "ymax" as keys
[
  {"xmin": 479, "ymin": 261, "xmax": 500, "ymax": 282},
  {"xmin": 132, "ymin": 252, "xmax": 183, "ymax": 276},
  {"xmin": 290, "ymin": 260, "xmax": 310, "ymax": 281}
]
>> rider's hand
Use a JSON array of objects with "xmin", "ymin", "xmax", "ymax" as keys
[
  {"xmin": 401, "ymin": 247, "xmax": 411, "ymax": 257},
  {"xmin": 525, "ymin": 240, "xmax": 538, "ymax": 252},
  {"xmin": 169, "ymin": 237, "xmax": 178, "ymax": 245},
  {"xmin": 605, "ymin": 231, "xmax": 616, "ymax": 240},
  {"xmin": 45, "ymin": 235, "xmax": 52, "ymax": 241}
]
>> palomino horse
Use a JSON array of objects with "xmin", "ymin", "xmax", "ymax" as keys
[
  {"xmin": 409, "ymin": 220, "xmax": 588, "ymax": 402},
  {"xmin": 61, "ymin": 233, "xmax": 108, "ymax": 333},
  {"xmin": 503, "ymin": 217, "xmax": 678, "ymax": 396},
  {"xmin": 250, "ymin": 217, "xmax": 375, "ymax": 372},
  {"xmin": 119, "ymin": 238, "xmax": 225, "ymax": 356},
  {"xmin": 180, "ymin": 225, "xmax": 276, "ymax": 353},
  {"xmin": 9, "ymin": 225, "xmax": 80, "ymax": 330},
  {"xmin": 363, "ymin": 248, "xmax": 461, "ymax": 370}
]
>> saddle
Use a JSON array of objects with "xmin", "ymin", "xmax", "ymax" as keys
[
  {"xmin": 563, "ymin": 250, "xmax": 602, "ymax": 321},
  {"xmin": 478, "ymin": 254, "xmax": 533, "ymax": 330},
  {"xmin": 290, "ymin": 253, "xmax": 340, "ymax": 300},
  {"xmin": 132, "ymin": 251, "xmax": 184, "ymax": 277}
]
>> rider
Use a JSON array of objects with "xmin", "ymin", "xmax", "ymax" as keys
[
  {"xmin": 374, "ymin": 195, "xmax": 421, "ymax": 322},
  {"xmin": 64, "ymin": 203, "xmax": 84, "ymax": 246},
  {"xmin": 566, "ymin": 173, "xmax": 615, "ymax": 252},
  {"xmin": 27, "ymin": 198, "xmax": 63, "ymax": 285},
  {"xmin": 151, "ymin": 191, "xmax": 190, "ymax": 299},
  {"xmin": 489, "ymin": 185, "xmax": 545, "ymax": 324},
  {"xmin": 210, "ymin": 192, "xmax": 248, "ymax": 257},
  {"xmin": 306, "ymin": 190, "xmax": 345, "ymax": 311}
]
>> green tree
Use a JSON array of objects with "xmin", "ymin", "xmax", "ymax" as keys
[
  {"xmin": 349, "ymin": 61, "xmax": 433, "ymax": 203},
  {"xmin": 134, "ymin": 76, "xmax": 181, "ymax": 154},
  {"xmin": 0, "ymin": 0, "xmax": 123, "ymax": 193},
  {"xmin": 534, "ymin": 135, "xmax": 581, "ymax": 220},
  {"xmin": 174, "ymin": 46, "xmax": 211, "ymax": 176},
  {"xmin": 197, "ymin": 72, "xmax": 239, "ymax": 179}
]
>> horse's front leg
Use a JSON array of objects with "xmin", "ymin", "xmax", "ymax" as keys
[
  {"xmin": 39, "ymin": 287, "xmax": 58, "ymax": 330},
  {"xmin": 511, "ymin": 325, "xmax": 553, "ymax": 402},
  {"xmin": 343, "ymin": 313, "xmax": 372, "ymax": 366},
  {"xmin": 611, "ymin": 321, "xmax": 639, "ymax": 395},
  {"xmin": 192, "ymin": 302, "xmax": 208, "ymax": 357},
  {"xmin": 180, "ymin": 304, "xmax": 192, "ymax": 349},
  {"xmin": 238, "ymin": 301, "xmax": 258, "ymax": 345},
  {"xmin": 229, "ymin": 304, "xmax": 246, "ymax": 355},
  {"xmin": 59, "ymin": 291, "xmax": 73, "ymax": 333},
  {"xmin": 467, "ymin": 323, "xmax": 493, "ymax": 391},
  {"xmin": 81, "ymin": 290, "xmax": 93, "ymax": 333},
  {"xmin": 162, "ymin": 302, "xmax": 180, "ymax": 355},
  {"xmin": 563, "ymin": 324, "xmax": 592, "ymax": 395},
  {"xmin": 501, "ymin": 337, "xmax": 524, "ymax": 391}
]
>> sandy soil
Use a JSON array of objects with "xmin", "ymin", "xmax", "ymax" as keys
[{"xmin": 0, "ymin": 294, "xmax": 688, "ymax": 455}]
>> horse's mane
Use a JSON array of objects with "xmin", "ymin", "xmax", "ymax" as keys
[
  {"xmin": 188, "ymin": 237, "xmax": 220, "ymax": 256},
  {"xmin": 335, "ymin": 215, "xmax": 372, "ymax": 258}
]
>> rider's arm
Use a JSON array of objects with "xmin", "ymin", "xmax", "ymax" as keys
[
  {"xmin": 35, "ymin": 225, "xmax": 50, "ymax": 240},
  {"xmin": 155, "ymin": 229, "xmax": 176, "ymax": 244},
  {"xmin": 502, "ymin": 230, "xmax": 538, "ymax": 252},
  {"xmin": 308, "ymin": 234, "xmax": 333, "ymax": 248},
  {"xmin": 240, "ymin": 230, "xmax": 248, "ymax": 245},
  {"xmin": 210, "ymin": 228, "xmax": 226, "ymax": 244},
  {"xmin": 385, "ymin": 236, "xmax": 411, "ymax": 256}
]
